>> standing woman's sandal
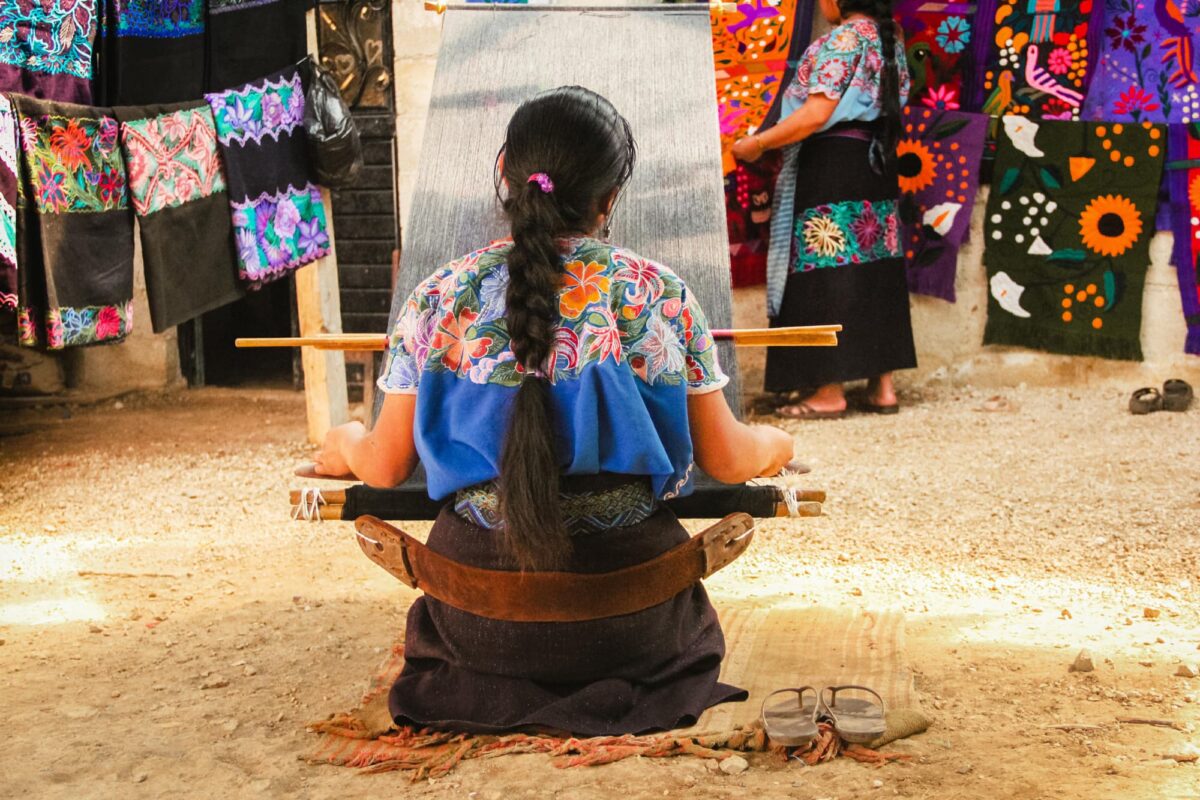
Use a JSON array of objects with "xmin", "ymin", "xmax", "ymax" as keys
[
  {"xmin": 774, "ymin": 402, "xmax": 846, "ymax": 421},
  {"xmin": 1129, "ymin": 387, "xmax": 1163, "ymax": 415},
  {"xmin": 760, "ymin": 686, "xmax": 821, "ymax": 747},
  {"xmin": 1163, "ymin": 379, "xmax": 1193, "ymax": 412},
  {"xmin": 820, "ymin": 685, "xmax": 887, "ymax": 744}
]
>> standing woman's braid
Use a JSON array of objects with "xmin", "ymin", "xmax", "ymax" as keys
[
  {"xmin": 837, "ymin": 0, "xmax": 903, "ymax": 174},
  {"xmin": 494, "ymin": 87, "xmax": 635, "ymax": 571}
]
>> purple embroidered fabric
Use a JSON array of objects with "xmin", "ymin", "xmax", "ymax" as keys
[
  {"xmin": 1168, "ymin": 123, "xmax": 1200, "ymax": 356},
  {"xmin": 899, "ymin": 107, "xmax": 988, "ymax": 302}
]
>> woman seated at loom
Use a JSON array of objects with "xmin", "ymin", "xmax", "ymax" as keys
[{"xmin": 313, "ymin": 86, "xmax": 795, "ymax": 735}]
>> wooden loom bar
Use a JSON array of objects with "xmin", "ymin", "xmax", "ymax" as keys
[{"xmin": 237, "ymin": 325, "xmax": 841, "ymax": 352}]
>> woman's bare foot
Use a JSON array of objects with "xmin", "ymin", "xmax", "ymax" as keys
[
  {"xmin": 776, "ymin": 383, "xmax": 846, "ymax": 418},
  {"xmin": 865, "ymin": 374, "xmax": 898, "ymax": 409}
]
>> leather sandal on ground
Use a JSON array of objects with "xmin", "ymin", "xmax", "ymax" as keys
[
  {"xmin": 1163, "ymin": 379, "xmax": 1193, "ymax": 412},
  {"xmin": 820, "ymin": 685, "xmax": 887, "ymax": 745},
  {"xmin": 857, "ymin": 399, "xmax": 900, "ymax": 415},
  {"xmin": 1129, "ymin": 387, "xmax": 1163, "ymax": 415},
  {"xmin": 774, "ymin": 402, "xmax": 845, "ymax": 421},
  {"xmin": 761, "ymin": 686, "xmax": 821, "ymax": 747}
]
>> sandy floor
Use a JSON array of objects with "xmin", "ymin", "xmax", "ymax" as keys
[{"xmin": 2, "ymin": 384, "xmax": 1199, "ymax": 799}]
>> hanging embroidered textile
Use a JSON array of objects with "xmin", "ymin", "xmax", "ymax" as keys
[
  {"xmin": 899, "ymin": 107, "xmax": 988, "ymax": 302},
  {"xmin": 970, "ymin": 0, "xmax": 1104, "ymax": 120},
  {"xmin": 1081, "ymin": 0, "xmax": 1199, "ymax": 125},
  {"xmin": 896, "ymin": 0, "xmax": 976, "ymax": 112},
  {"xmin": 1168, "ymin": 123, "xmax": 1200, "ymax": 356},
  {"xmin": 205, "ymin": 0, "xmax": 308, "ymax": 91},
  {"xmin": 97, "ymin": 0, "xmax": 205, "ymax": 105},
  {"xmin": 983, "ymin": 117, "xmax": 1165, "ymax": 361},
  {"xmin": 12, "ymin": 96, "xmax": 134, "ymax": 349},
  {"xmin": 0, "ymin": 0, "xmax": 98, "ymax": 104},
  {"xmin": 206, "ymin": 65, "xmax": 330, "ymax": 287},
  {"xmin": 116, "ymin": 101, "xmax": 244, "ymax": 332},
  {"xmin": 0, "ymin": 96, "xmax": 18, "ymax": 311},
  {"xmin": 713, "ymin": 0, "xmax": 813, "ymax": 287}
]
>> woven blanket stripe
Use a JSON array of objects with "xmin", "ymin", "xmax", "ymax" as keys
[{"xmin": 1169, "ymin": 123, "xmax": 1200, "ymax": 355}]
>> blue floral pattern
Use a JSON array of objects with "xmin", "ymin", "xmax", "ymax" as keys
[
  {"xmin": 784, "ymin": 18, "xmax": 910, "ymax": 107},
  {"xmin": 114, "ymin": 0, "xmax": 204, "ymax": 37}
]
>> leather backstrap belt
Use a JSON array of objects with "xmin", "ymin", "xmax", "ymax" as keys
[{"xmin": 353, "ymin": 513, "xmax": 756, "ymax": 623}]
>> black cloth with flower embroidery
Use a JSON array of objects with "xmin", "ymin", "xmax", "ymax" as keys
[
  {"xmin": 982, "ymin": 119, "xmax": 1165, "ymax": 361},
  {"xmin": 11, "ymin": 97, "xmax": 135, "ymax": 350},
  {"xmin": 765, "ymin": 126, "xmax": 917, "ymax": 391}
]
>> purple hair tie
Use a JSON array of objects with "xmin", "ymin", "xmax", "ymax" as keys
[{"xmin": 528, "ymin": 172, "xmax": 555, "ymax": 193}]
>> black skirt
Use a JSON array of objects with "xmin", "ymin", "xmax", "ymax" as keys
[
  {"xmin": 389, "ymin": 506, "xmax": 746, "ymax": 737},
  {"xmin": 765, "ymin": 129, "xmax": 916, "ymax": 391}
]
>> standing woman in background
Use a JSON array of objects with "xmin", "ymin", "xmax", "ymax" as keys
[{"xmin": 733, "ymin": 0, "xmax": 914, "ymax": 418}]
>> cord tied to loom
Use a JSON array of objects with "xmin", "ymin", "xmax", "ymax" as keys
[{"xmin": 291, "ymin": 488, "xmax": 326, "ymax": 522}]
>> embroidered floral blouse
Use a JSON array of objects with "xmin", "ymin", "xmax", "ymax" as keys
[
  {"xmin": 782, "ymin": 18, "xmax": 910, "ymax": 121},
  {"xmin": 378, "ymin": 237, "xmax": 729, "ymax": 502}
]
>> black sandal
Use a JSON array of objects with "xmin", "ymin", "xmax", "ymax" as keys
[
  {"xmin": 1163, "ymin": 379, "xmax": 1193, "ymax": 412},
  {"xmin": 1129, "ymin": 387, "xmax": 1163, "ymax": 415}
]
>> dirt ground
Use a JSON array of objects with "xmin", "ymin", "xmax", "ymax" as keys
[{"xmin": 2, "ymin": 382, "xmax": 1199, "ymax": 800}]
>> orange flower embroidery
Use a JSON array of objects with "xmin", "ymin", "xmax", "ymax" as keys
[
  {"xmin": 559, "ymin": 260, "xmax": 610, "ymax": 319},
  {"xmin": 431, "ymin": 307, "xmax": 492, "ymax": 374},
  {"xmin": 49, "ymin": 120, "xmax": 92, "ymax": 173}
]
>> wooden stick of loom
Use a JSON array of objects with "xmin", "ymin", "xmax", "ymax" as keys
[{"xmin": 237, "ymin": 325, "xmax": 841, "ymax": 352}]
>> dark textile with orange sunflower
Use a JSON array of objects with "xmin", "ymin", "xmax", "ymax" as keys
[
  {"xmin": 1168, "ymin": 123, "xmax": 1200, "ymax": 356},
  {"xmin": 898, "ymin": 107, "xmax": 988, "ymax": 302},
  {"xmin": 12, "ymin": 97, "xmax": 135, "ymax": 350},
  {"xmin": 971, "ymin": 0, "xmax": 1104, "ymax": 120},
  {"xmin": 896, "ymin": 0, "xmax": 977, "ymax": 113},
  {"xmin": 712, "ymin": 0, "xmax": 813, "ymax": 287},
  {"xmin": 983, "ymin": 119, "xmax": 1166, "ymax": 361}
]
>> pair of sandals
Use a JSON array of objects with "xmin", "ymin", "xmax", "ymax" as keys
[
  {"xmin": 760, "ymin": 685, "xmax": 886, "ymax": 747},
  {"xmin": 1129, "ymin": 379, "xmax": 1193, "ymax": 415}
]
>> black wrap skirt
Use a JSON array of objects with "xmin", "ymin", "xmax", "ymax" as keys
[
  {"xmin": 765, "ymin": 126, "xmax": 917, "ymax": 390},
  {"xmin": 388, "ymin": 505, "xmax": 746, "ymax": 736}
]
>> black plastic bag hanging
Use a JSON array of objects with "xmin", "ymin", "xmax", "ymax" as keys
[{"xmin": 303, "ymin": 56, "xmax": 363, "ymax": 189}]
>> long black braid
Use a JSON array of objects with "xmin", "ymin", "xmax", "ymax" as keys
[
  {"xmin": 837, "ymin": 0, "xmax": 903, "ymax": 175},
  {"xmin": 493, "ymin": 86, "xmax": 636, "ymax": 571}
]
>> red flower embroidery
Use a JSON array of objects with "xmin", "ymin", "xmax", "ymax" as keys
[
  {"xmin": 49, "ymin": 119, "xmax": 92, "ymax": 172},
  {"xmin": 431, "ymin": 307, "xmax": 492, "ymax": 374},
  {"xmin": 95, "ymin": 306, "xmax": 122, "ymax": 340}
]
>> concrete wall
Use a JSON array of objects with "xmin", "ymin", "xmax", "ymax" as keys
[{"xmin": 388, "ymin": 1, "xmax": 1200, "ymax": 394}]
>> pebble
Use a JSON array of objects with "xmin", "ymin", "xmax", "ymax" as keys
[
  {"xmin": 872, "ymin": 779, "xmax": 884, "ymax": 789},
  {"xmin": 200, "ymin": 675, "xmax": 230, "ymax": 690},
  {"xmin": 222, "ymin": 719, "xmax": 240, "ymax": 733},
  {"xmin": 719, "ymin": 755, "xmax": 749, "ymax": 775},
  {"xmin": 1176, "ymin": 664, "xmax": 1198, "ymax": 679},
  {"xmin": 1144, "ymin": 607, "xmax": 1161, "ymax": 620},
  {"xmin": 1071, "ymin": 649, "xmax": 1095, "ymax": 673},
  {"xmin": 132, "ymin": 772, "xmax": 147, "ymax": 784},
  {"xmin": 111, "ymin": 691, "xmax": 121, "ymax": 698},
  {"xmin": 88, "ymin": 624, "xmax": 103, "ymax": 634},
  {"xmin": 243, "ymin": 665, "xmax": 258, "ymax": 676}
]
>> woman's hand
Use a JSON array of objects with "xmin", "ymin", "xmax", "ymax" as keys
[
  {"xmin": 754, "ymin": 425, "xmax": 795, "ymax": 478},
  {"xmin": 732, "ymin": 135, "xmax": 765, "ymax": 163},
  {"xmin": 314, "ymin": 421, "xmax": 367, "ymax": 477}
]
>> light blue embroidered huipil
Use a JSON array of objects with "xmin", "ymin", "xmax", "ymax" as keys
[
  {"xmin": 378, "ymin": 237, "xmax": 729, "ymax": 502},
  {"xmin": 765, "ymin": 18, "xmax": 911, "ymax": 316}
]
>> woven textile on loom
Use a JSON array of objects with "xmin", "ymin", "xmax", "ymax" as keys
[
  {"xmin": 983, "ymin": 118, "xmax": 1165, "ymax": 361},
  {"xmin": 1081, "ymin": 0, "xmax": 1199, "ymax": 125},
  {"xmin": 206, "ymin": 64, "xmax": 330, "ymax": 288},
  {"xmin": 0, "ymin": 0, "xmax": 97, "ymax": 104},
  {"xmin": 896, "ymin": 0, "xmax": 976, "ymax": 113},
  {"xmin": 13, "ymin": 96, "xmax": 134, "ymax": 349},
  {"xmin": 712, "ymin": 0, "xmax": 812, "ymax": 287},
  {"xmin": 389, "ymin": 8, "xmax": 740, "ymax": 417},
  {"xmin": 0, "ymin": 96, "xmax": 17, "ymax": 311},
  {"xmin": 899, "ymin": 108, "xmax": 988, "ymax": 302},
  {"xmin": 115, "ymin": 101, "xmax": 243, "ymax": 332},
  {"xmin": 205, "ymin": 0, "xmax": 308, "ymax": 91},
  {"xmin": 970, "ymin": 0, "xmax": 1104, "ymax": 120},
  {"xmin": 97, "ymin": 0, "xmax": 206, "ymax": 106},
  {"xmin": 1168, "ymin": 123, "xmax": 1200, "ymax": 356}
]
